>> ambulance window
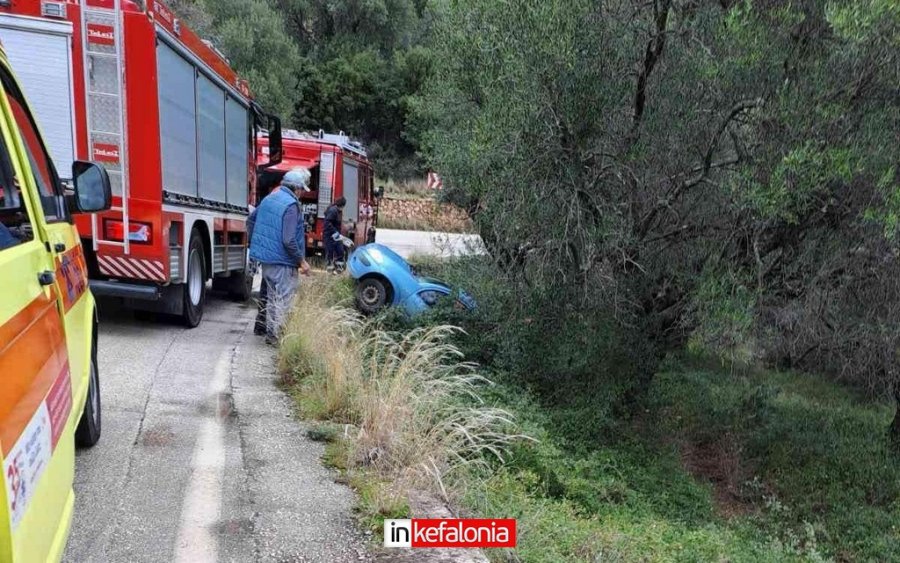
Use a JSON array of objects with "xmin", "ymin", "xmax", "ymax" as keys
[
  {"xmin": 1, "ymin": 71, "xmax": 66, "ymax": 223},
  {"xmin": 0, "ymin": 128, "xmax": 32, "ymax": 250}
]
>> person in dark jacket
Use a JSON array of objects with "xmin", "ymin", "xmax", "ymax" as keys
[
  {"xmin": 248, "ymin": 168, "xmax": 312, "ymax": 343},
  {"xmin": 0, "ymin": 221, "xmax": 20, "ymax": 249},
  {"xmin": 323, "ymin": 196, "xmax": 347, "ymax": 271}
]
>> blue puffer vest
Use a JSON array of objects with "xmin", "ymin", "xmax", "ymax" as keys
[{"xmin": 249, "ymin": 189, "xmax": 305, "ymax": 266}]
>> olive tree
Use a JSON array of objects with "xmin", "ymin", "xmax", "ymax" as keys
[{"xmin": 418, "ymin": 0, "xmax": 900, "ymax": 435}]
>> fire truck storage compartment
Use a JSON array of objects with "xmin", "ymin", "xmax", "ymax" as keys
[
  {"xmin": 158, "ymin": 39, "xmax": 197, "ymax": 197},
  {"xmin": 342, "ymin": 161, "xmax": 359, "ymax": 222},
  {"xmin": 0, "ymin": 14, "xmax": 76, "ymax": 180},
  {"xmin": 225, "ymin": 97, "xmax": 249, "ymax": 206},
  {"xmin": 157, "ymin": 37, "xmax": 250, "ymax": 207},
  {"xmin": 198, "ymin": 74, "xmax": 226, "ymax": 203},
  {"xmin": 317, "ymin": 151, "xmax": 335, "ymax": 218}
]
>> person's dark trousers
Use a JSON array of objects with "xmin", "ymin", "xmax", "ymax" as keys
[
  {"xmin": 332, "ymin": 240, "xmax": 345, "ymax": 265},
  {"xmin": 324, "ymin": 236, "xmax": 334, "ymax": 266},
  {"xmin": 325, "ymin": 235, "xmax": 342, "ymax": 267},
  {"xmin": 254, "ymin": 276, "xmax": 268, "ymax": 335}
]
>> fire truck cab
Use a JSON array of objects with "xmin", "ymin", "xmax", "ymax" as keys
[
  {"xmin": 0, "ymin": 41, "xmax": 112, "ymax": 562},
  {"xmin": 257, "ymin": 130, "xmax": 379, "ymax": 254},
  {"xmin": 0, "ymin": 0, "xmax": 282, "ymax": 328}
]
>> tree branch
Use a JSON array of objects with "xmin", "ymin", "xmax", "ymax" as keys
[
  {"xmin": 625, "ymin": 0, "xmax": 672, "ymax": 150},
  {"xmin": 635, "ymin": 98, "xmax": 759, "ymax": 240}
]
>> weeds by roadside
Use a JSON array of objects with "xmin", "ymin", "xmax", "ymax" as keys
[
  {"xmin": 278, "ymin": 268, "xmax": 900, "ymax": 561},
  {"xmin": 278, "ymin": 275, "xmax": 525, "ymax": 533}
]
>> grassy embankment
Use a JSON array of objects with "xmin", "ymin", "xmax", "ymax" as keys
[{"xmin": 278, "ymin": 267, "xmax": 900, "ymax": 562}]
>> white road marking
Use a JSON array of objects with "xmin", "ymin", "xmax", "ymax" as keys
[{"xmin": 173, "ymin": 351, "xmax": 231, "ymax": 563}]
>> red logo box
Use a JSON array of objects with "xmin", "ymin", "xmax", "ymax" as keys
[{"xmin": 384, "ymin": 518, "xmax": 516, "ymax": 549}]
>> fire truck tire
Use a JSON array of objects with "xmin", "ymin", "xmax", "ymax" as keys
[
  {"xmin": 75, "ymin": 348, "xmax": 102, "ymax": 448},
  {"xmin": 356, "ymin": 277, "xmax": 389, "ymax": 314},
  {"xmin": 182, "ymin": 230, "xmax": 206, "ymax": 327}
]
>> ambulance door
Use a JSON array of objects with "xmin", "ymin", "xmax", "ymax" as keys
[
  {"xmin": 0, "ymin": 62, "xmax": 77, "ymax": 563},
  {"xmin": 2, "ymin": 56, "xmax": 94, "ymax": 430}
]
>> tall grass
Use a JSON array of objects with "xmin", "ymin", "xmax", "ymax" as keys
[
  {"xmin": 278, "ymin": 277, "xmax": 362, "ymax": 418},
  {"xmin": 279, "ymin": 276, "xmax": 525, "ymax": 504}
]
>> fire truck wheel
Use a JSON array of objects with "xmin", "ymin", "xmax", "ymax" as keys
[
  {"xmin": 75, "ymin": 349, "xmax": 102, "ymax": 448},
  {"xmin": 356, "ymin": 277, "xmax": 389, "ymax": 314},
  {"xmin": 182, "ymin": 230, "xmax": 206, "ymax": 327}
]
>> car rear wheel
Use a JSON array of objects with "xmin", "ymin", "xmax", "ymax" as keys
[
  {"xmin": 356, "ymin": 277, "xmax": 389, "ymax": 314},
  {"xmin": 75, "ymin": 347, "xmax": 101, "ymax": 448}
]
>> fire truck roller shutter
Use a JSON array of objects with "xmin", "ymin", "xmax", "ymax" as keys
[
  {"xmin": 317, "ymin": 151, "xmax": 335, "ymax": 219},
  {"xmin": 197, "ymin": 74, "xmax": 226, "ymax": 203},
  {"xmin": 158, "ymin": 40, "xmax": 198, "ymax": 197},
  {"xmin": 225, "ymin": 96, "xmax": 249, "ymax": 206},
  {"xmin": 343, "ymin": 161, "xmax": 359, "ymax": 223},
  {"xmin": 0, "ymin": 16, "xmax": 76, "ymax": 180}
]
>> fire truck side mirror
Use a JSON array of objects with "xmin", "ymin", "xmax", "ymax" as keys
[
  {"xmin": 267, "ymin": 114, "xmax": 283, "ymax": 165},
  {"xmin": 374, "ymin": 185, "xmax": 385, "ymax": 199},
  {"xmin": 71, "ymin": 160, "xmax": 112, "ymax": 214},
  {"xmin": 258, "ymin": 112, "xmax": 283, "ymax": 170}
]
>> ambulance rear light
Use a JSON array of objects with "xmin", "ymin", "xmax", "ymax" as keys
[{"xmin": 104, "ymin": 220, "xmax": 152, "ymax": 244}]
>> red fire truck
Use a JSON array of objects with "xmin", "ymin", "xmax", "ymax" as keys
[
  {"xmin": 0, "ymin": 0, "xmax": 283, "ymax": 327},
  {"xmin": 257, "ymin": 130, "xmax": 380, "ymax": 255}
]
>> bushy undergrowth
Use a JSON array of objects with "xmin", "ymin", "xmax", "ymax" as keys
[
  {"xmin": 278, "ymin": 262, "xmax": 900, "ymax": 560},
  {"xmin": 399, "ymin": 255, "xmax": 900, "ymax": 562},
  {"xmin": 278, "ymin": 275, "xmax": 524, "ymax": 528},
  {"xmin": 648, "ymin": 362, "xmax": 900, "ymax": 560}
]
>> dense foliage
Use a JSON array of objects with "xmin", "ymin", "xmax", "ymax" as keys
[
  {"xmin": 397, "ymin": 255, "xmax": 900, "ymax": 560},
  {"xmin": 417, "ymin": 0, "xmax": 900, "ymax": 433},
  {"xmin": 171, "ymin": 0, "xmax": 432, "ymax": 178}
]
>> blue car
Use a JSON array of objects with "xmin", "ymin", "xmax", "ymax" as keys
[{"xmin": 348, "ymin": 243, "xmax": 476, "ymax": 315}]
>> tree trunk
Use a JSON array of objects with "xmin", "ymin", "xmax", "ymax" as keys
[{"xmin": 890, "ymin": 386, "xmax": 900, "ymax": 448}]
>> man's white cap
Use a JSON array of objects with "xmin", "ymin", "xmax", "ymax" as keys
[{"xmin": 282, "ymin": 167, "xmax": 311, "ymax": 191}]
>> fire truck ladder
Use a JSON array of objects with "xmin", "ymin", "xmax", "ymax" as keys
[{"xmin": 81, "ymin": 0, "xmax": 131, "ymax": 254}]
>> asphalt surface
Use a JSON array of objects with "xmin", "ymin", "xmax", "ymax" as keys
[
  {"xmin": 64, "ymin": 290, "xmax": 372, "ymax": 562},
  {"xmin": 375, "ymin": 229, "xmax": 483, "ymax": 259}
]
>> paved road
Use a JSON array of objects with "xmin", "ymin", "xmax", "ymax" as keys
[
  {"xmin": 375, "ymin": 229, "xmax": 483, "ymax": 259},
  {"xmin": 64, "ymin": 292, "xmax": 372, "ymax": 562}
]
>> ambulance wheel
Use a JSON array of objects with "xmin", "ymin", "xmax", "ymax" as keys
[
  {"xmin": 75, "ymin": 350, "xmax": 102, "ymax": 448},
  {"xmin": 182, "ymin": 230, "xmax": 206, "ymax": 327}
]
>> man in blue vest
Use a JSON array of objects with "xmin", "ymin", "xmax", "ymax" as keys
[{"xmin": 249, "ymin": 168, "xmax": 312, "ymax": 344}]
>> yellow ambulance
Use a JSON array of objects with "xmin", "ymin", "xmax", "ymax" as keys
[{"xmin": 0, "ymin": 44, "xmax": 111, "ymax": 561}]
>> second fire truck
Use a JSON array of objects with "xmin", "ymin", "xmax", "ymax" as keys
[
  {"xmin": 257, "ymin": 129, "xmax": 380, "ymax": 256},
  {"xmin": 0, "ymin": 0, "xmax": 282, "ymax": 327}
]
